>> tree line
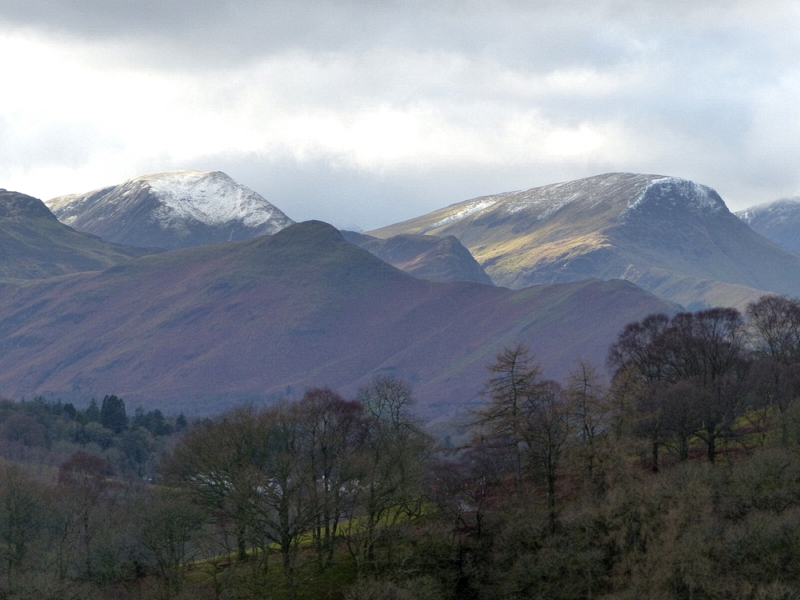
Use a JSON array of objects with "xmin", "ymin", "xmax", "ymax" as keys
[
  {"xmin": 1, "ymin": 296, "xmax": 800, "ymax": 598},
  {"xmin": 0, "ymin": 394, "xmax": 184, "ymax": 480}
]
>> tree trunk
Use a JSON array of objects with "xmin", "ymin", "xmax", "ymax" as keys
[
  {"xmin": 651, "ymin": 440, "xmax": 659, "ymax": 473},
  {"xmin": 707, "ymin": 429, "xmax": 716, "ymax": 464}
]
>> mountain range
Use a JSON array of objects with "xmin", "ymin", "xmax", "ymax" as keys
[
  {"xmin": 46, "ymin": 171, "xmax": 489, "ymax": 285},
  {"xmin": 370, "ymin": 173, "xmax": 799, "ymax": 309},
  {"xmin": 1, "ymin": 169, "xmax": 796, "ymax": 421},
  {"xmin": 0, "ymin": 217, "xmax": 674, "ymax": 420}
]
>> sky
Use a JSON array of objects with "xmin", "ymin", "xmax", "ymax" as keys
[{"xmin": 1, "ymin": 0, "xmax": 799, "ymax": 230}]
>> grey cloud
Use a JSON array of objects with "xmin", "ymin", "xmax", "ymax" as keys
[
  {"xmin": 2, "ymin": 0, "xmax": 799, "ymax": 220},
  {"xmin": 3, "ymin": 0, "xmax": 793, "ymax": 72}
]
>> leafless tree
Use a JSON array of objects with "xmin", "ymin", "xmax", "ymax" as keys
[
  {"xmin": 747, "ymin": 295, "xmax": 800, "ymax": 366},
  {"xmin": 343, "ymin": 376, "xmax": 431, "ymax": 576},
  {"xmin": 609, "ymin": 309, "xmax": 750, "ymax": 466},
  {"xmin": 471, "ymin": 344, "xmax": 541, "ymax": 487},
  {"xmin": 295, "ymin": 388, "xmax": 365, "ymax": 568}
]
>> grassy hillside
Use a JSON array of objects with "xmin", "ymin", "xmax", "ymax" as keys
[{"xmin": 0, "ymin": 190, "xmax": 159, "ymax": 279}]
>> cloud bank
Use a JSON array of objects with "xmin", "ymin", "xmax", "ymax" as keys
[{"xmin": 1, "ymin": 0, "xmax": 798, "ymax": 228}]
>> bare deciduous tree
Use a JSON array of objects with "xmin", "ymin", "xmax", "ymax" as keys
[{"xmin": 472, "ymin": 344, "xmax": 541, "ymax": 487}]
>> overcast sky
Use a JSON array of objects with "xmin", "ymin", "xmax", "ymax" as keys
[{"xmin": 1, "ymin": 1, "xmax": 798, "ymax": 230}]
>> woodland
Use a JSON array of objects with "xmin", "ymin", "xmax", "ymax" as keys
[{"xmin": 0, "ymin": 295, "xmax": 799, "ymax": 599}]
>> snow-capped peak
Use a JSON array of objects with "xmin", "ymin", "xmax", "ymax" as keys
[
  {"xmin": 129, "ymin": 170, "xmax": 289, "ymax": 229},
  {"xmin": 619, "ymin": 176, "xmax": 726, "ymax": 222}
]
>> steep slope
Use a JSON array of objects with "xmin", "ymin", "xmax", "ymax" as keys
[
  {"xmin": 736, "ymin": 198, "xmax": 800, "ymax": 255},
  {"xmin": 0, "ymin": 221, "xmax": 675, "ymax": 421},
  {"xmin": 340, "ymin": 230, "xmax": 493, "ymax": 284},
  {"xmin": 0, "ymin": 189, "xmax": 159, "ymax": 279},
  {"xmin": 46, "ymin": 170, "xmax": 294, "ymax": 250},
  {"xmin": 370, "ymin": 173, "xmax": 797, "ymax": 309}
]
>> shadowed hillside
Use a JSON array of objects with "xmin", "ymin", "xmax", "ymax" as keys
[
  {"xmin": 340, "ymin": 230, "xmax": 493, "ymax": 284},
  {"xmin": 0, "ymin": 221, "xmax": 676, "ymax": 420},
  {"xmin": 0, "ymin": 189, "xmax": 159, "ymax": 279},
  {"xmin": 737, "ymin": 197, "xmax": 800, "ymax": 255}
]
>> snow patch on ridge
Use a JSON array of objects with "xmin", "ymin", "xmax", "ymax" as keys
[
  {"xmin": 491, "ymin": 173, "xmax": 656, "ymax": 219},
  {"xmin": 424, "ymin": 195, "xmax": 507, "ymax": 231},
  {"xmin": 737, "ymin": 198, "xmax": 800, "ymax": 225},
  {"xmin": 504, "ymin": 184, "xmax": 568, "ymax": 216},
  {"xmin": 134, "ymin": 171, "xmax": 290, "ymax": 229},
  {"xmin": 503, "ymin": 181, "xmax": 597, "ymax": 219},
  {"xmin": 45, "ymin": 193, "xmax": 86, "ymax": 225},
  {"xmin": 619, "ymin": 177, "xmax": 724, "ymax": 222},
  {"xmin": 393, "ymin": 173, "xmax": 726, "ymax": 235}
]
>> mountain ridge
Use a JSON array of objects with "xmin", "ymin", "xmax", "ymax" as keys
[
  {"xmin": 0, "ymin": 220, "xmax": 677, "ymax": 421},
  {"xmin": 736, "ymin": 197, "xmax": 800, "ymax": 255},
  {"xmin": 0, "ymin": 189, "xmax": 160, "ymax": 280},
  {"xmin": 369, "ymin": 172, "xmax": 797, "ymax": 309},
  {"xmin": 46, "ymin": 170, "xmax": 295, "ymax": 250},
  {"xmin": 340, "ymin": 230, "xmax": 493, "ymax": 284}
]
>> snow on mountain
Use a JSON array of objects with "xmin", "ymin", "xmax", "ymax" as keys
[
  {"xmin": 737, "ymin": 198, "xmax": 800, "ymax": 226},
  {"xmin": 736, "ymin": 197, "xmax": 800, "ymax": 255},
  {"xmin": 47, "ymin": 171, "xmax": 295, "ymax": 250},
  {"xmin": 413, "ymin": 173, "xmax": 725, "ymax": 235},
  {"xmin": 425, "ymin": 195, "xmax": 507, "ymax": 231},
  {"xmin": 369, "ymin": 172, "xmax": 800, "ymax": 309},
  {"xmin": 142, "ymin": 171, "xmax": 285, "ymax": 228},
  {"xmin": 620, "ymin": 176, "xmax": 725, "ymax": 222}
]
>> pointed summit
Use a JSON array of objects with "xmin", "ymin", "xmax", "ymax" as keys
[{"xmin": 46, "ymin": 170, "xmax": 294, "ymax": 250}]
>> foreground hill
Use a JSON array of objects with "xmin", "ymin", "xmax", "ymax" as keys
[
  {"xmin": 46, "ymin": 170, "xmax": 294, "ymax": 250},
  {"xmin": 369, "ymin": 173, "xmax": 793, "ymax": 309},
  {"xmin": 0, "ymin": 189, "xmax": 159, "ymax": 279},
  {"xmin": 0, "ymin": 221, "xmax": 675, "ymax": 420},
  {"xmin": 736, "ymin": 198, "xmax": 800, "ymax": 255},
  {"xmin": 340, "ymin": 230, "xmax": 493, "ymax": 284}
]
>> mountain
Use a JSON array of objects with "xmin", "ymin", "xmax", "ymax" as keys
[
  {"xmin": 0, "ymin": 221, "xmax": 675, "ymax": 421},
  {"xmin": 340, "ymin": 230, "xmax": 493, "ymax": 284},
  {"xmin": 0, "ymin": 189, "xmax": 159, "ymax": 280},
  {"xmin": 369, "ymin": 173, "xmax": 796, "ymax": 309},
  {"xmin": 46, "ymin": 170, "xmax": 294, "ymax": 251},
  {"xmin": 736, "ymin": 198, "xmax": 800, "ymax": 255}
]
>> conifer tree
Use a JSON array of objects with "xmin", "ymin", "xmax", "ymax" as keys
[{"xmin": 100, "ymin": 395, "xmax": 128, "ymax": 434}]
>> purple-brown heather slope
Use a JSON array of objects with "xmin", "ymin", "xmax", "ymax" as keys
[{"xmin": 0, "ymin": 221, "xmax": 676, "ymax": 421}]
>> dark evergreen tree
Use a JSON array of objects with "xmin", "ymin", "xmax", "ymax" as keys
[
  {"xmin": 100, "ymin": 395, "xmax": 128, "ymax": 434},
  {"xmin": 175, "ymin": 413, "xmax": 188, "ymax": 432},
  {"xmin": 62, "ymin": 402, "xmax": 77, "ymax": 420},
  {"xmin": 84, "ymin": 399, "xmax": 101, "ymax": 423}
]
